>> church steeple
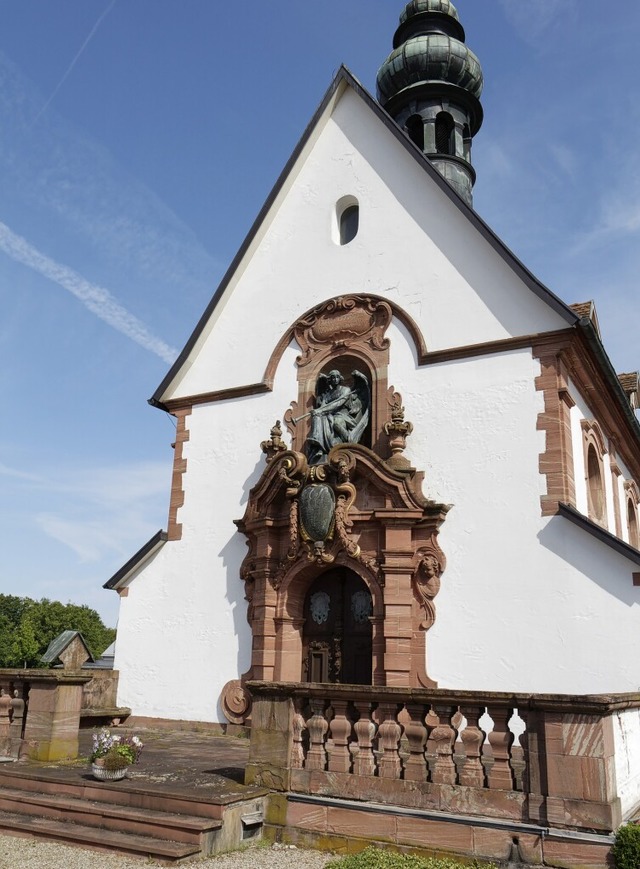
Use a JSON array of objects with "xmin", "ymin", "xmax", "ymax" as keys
[{"xmin": 376, "ymin": 0, "xmax": 483, "ymax": 206}]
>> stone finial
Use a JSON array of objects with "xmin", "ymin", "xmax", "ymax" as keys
[
  {"xmin": 261, "ymin": 420, "xmax": 287, "ymax": 462},
  {"xmin": 384, "ymin": 391, "xmax": 414, "ymax": 471},
  {"xmin": 0, "ymin": 689, "xmax": 11, "ymax": 720},
  {"xmin": 10, "ymin": 691, "xmax": 25, "ymax": 722}
]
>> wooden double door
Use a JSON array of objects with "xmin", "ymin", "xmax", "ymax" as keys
[{"xmin": 302, "ymin": 568, "xmax": 373, "ymax": 685}]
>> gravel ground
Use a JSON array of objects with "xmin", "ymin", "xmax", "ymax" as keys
[{"xmin": 0, "ymin": 837, "xmax": 335, "ymax": 869}]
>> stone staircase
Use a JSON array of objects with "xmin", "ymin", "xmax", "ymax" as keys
[{"xmin": 0, "ymin": 767, "xmax": 266, "ymax": 861}]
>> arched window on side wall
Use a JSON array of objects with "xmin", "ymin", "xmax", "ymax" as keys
[
  {"xmin": 405, "ymin": 115, "xmax": 424, "ymax": 150},
  {"xmin": 587, "ymin": 445, "xmax": 605, "ymax": 524},
  {"xmin": 435, "ymin": 112, "xmax": 455, "ymax": 156},
  {"xmin": 581, "ymin": 419, "xmax": 608, "ymax": 528}
]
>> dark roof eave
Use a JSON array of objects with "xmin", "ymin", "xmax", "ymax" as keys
[
  {"xmin": 103, "ymin": 529, "xmax": 168, "ymax": 590},
  {"xmin": 150, "ymin": 65, "xmax": 578, "ymax": 408},
  {"xmin": 558, "ymin": 502, "xmax": 640, "ymax": 567}
]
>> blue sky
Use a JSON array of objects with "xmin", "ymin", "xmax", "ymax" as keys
[{"xmin": 1, "ymin": 0, "xmax": 639, "ymax": 627}]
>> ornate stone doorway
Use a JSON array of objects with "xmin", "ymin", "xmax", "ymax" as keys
[
  {"xmin": 302, "ymin": 568, "xmax": 373, "ymax": 685},
  {"xmin": 222, "ymin": 295, "xmax": 451, "ymax": 727}
]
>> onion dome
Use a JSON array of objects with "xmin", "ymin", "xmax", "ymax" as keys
[
  {"xmin": 377, "ymin": 35, "xmax": 483, "ymax": 107},
  {"xmin": 377, "ymin": 0, "xmax": 483, "ymax": 119},
  {"xmin": 400, "ymin": 0, "xmax": 459, "ymax": 23},
  {"xmin": 375, "ymin": 1, "xmax": 484, "ymax": 205},
  {"xmin": 397, "ymin": 0, "xmax": 464, "ymax": 42}
]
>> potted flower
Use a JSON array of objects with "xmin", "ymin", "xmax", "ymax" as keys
[{"xmin": 90, "ymin": 727, "xmax": 144, "ymax": 781}]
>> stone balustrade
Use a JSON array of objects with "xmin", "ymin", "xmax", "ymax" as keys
[
  {"xmin": 246, "ymin": 681, "xmax": 640, "ymax": 835},
  {"xmin": 0, "ymin": 679, "xmax": 28, "ymax": 759},
  {"xmin": 0, "ymin": 669, "xmax": 92, "ymax": 761}
]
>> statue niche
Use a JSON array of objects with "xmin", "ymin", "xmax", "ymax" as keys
[{"xmin": 298, "ymin": 369, "xmax": 371, "ymax": 465}]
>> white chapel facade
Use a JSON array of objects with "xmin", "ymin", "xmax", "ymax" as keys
[{"xmin": 106, "ymin": 0, "xmax": 640, "ymax": 726}]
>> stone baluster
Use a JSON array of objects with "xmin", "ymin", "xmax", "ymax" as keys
[
  {"xmin": 487, "ymin": 704, "xmax": 516, "ymax": 790},
  {"xmin": 424, "ymin": 706, "xmax": 438, "ymax": 778},
  {"xmin": 403, "ymin": 702, "xmax": 429, "ymax": 782},
  {"xmin": 377, "ymin": 702, "xmax": 402, "ymax": 780},
  {"xmin": 430, "ymin": 703, "xmax": 458, "ymax": 785},
  {"xmin": 0, "ymin": 688, "xmax": 11, "ymax": 757},
  {"xmin": 291, "ymin": 699, "xmax": 307, "ymax": 770},
  {"xmin": 305, "ymin": 698, "xmax": 329, "ymax": 771},
  {"xmin": 353, "ymin": 701, "xmax": 377, "ymax": 776},
  {"xmin": 459, "ymin": 704, "xmax": 487, "ymax": 788},
  {"xmin": 328, "ymin": 699, "xmax": 353, "ymax": 773}
]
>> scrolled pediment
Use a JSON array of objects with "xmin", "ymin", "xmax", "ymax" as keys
[{"xmin": 294, "ymin": 295, "xmax": 392, "ymax": 367}]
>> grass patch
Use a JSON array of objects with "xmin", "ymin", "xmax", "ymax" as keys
[{"xmin": 325, "ymin": 846, "xmax": 497, "ymax": 869}]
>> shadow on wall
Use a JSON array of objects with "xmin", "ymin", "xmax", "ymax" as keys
[
  {"xmin": 538, "ymin": 514, "xmax": 638, "ymax": 607},
  {"xmin": 218, "ymin": 454, "xmax": 266, "ymax": 682}
]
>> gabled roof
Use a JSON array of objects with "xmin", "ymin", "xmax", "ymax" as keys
[
  {"xmin": 570, "ymin": 300, "xmax": 601, "ymax": 338},
  {"xmin": 41, "ymin": 630, "xmax": 94, "ymax": 665},
  {"xmin": 150, "ymin": 65, "xmax": 578, "ymax": 410}
]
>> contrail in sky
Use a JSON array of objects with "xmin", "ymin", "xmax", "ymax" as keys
[
  {"xmin": 0, "ymin": 221, "xmax": 178, "ymax": 364},
  {"xmin": 31, "ymin": 0, "xmax": 118, "ymax": 127}
]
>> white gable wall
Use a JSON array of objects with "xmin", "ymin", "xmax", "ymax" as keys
[{"xmin": 165, "ymin": 87, "xmax": 568, "ymax": 403}]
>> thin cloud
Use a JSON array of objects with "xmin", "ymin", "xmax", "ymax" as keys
[
  {"xmin": 0, "ymin": 220, "xmax": 178, "ymax": 363},
  {"xmin": 0, "ymin": 463, "xmax": 44, "ymax": 483},
  {"xmin": 0, "ymin": 51, "xmax": 220, "ymax": 331},
  {"xmin": 31, "ymin": 0, "xmax": 118, "ymax": 127},
  {"xmin": 498, "ymin": 0, "xmax": 575, "ymax": 43},
  {"xmin": 36, "ymin": 511, "xmax": 155, "ymax": 563},
  {"xmin": 19, "ymin": 460, "xmax": 168, "ymax": 563}
]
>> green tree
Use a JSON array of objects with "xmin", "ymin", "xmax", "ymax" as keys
[{"xmin": 0, "ymin": 595, "xmax": 115, "ymax": 668}]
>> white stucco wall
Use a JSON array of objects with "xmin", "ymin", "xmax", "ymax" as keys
[
  {"xmin": 388, "ymin": 324, "xmax": 640, "ymax": 694},
  {"xmin": 613, "ymin": 708, "xmax": 640, "ymax": 818},
  {"xmin": 114, "ymin": 345, "xmax": 299, "ymax": 721},
  {"xmin": 115, "ymin": 318, "xmax": 640, "ymax": 721},
  {"xmin": 570, "ymin": 402, "xmax": 589, "ymax": 517}
]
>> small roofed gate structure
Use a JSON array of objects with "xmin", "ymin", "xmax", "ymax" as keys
[{"xmin": 0, "ymin": 631, "xmax": 124, "ymax": 762}]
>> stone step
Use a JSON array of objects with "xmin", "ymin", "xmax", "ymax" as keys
[
  {"xmin": 0, "ymin": 809, "xmax": 202, "ymax": 861},
  {"xmin": 0, "ymin": 768, "xmax": 230, "ymax": 818},
  {"xmin": 0, "ymin": 785, "xmax": 222, "ymax": 846}
]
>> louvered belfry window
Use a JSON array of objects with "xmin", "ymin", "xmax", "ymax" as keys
[{"xmin": 435, "ymin": 112, "xmax": 455, "ymax": 156}]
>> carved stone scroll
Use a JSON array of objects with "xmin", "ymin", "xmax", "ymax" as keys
[
  {"xmin": 294, "ymin": 296, "xmax": 392, "ymax": 368},
  {"xmin": 412, "ymin": 545, "xmax": 446, "ymax": 631}
]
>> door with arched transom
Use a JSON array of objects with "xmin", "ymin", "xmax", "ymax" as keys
[{"xmin": 301, "ymin": 568, "xmax": 372, "ymax": 684}]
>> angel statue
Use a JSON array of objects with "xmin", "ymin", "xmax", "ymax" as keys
[{"xmin": 299, "ymin": 369, "xmax": 371, "ymax": 465}]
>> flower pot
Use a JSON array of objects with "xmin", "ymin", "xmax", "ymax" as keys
[{"xmin": 91, "ymin": 762, "xmax": 129, "ymax": 781}]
